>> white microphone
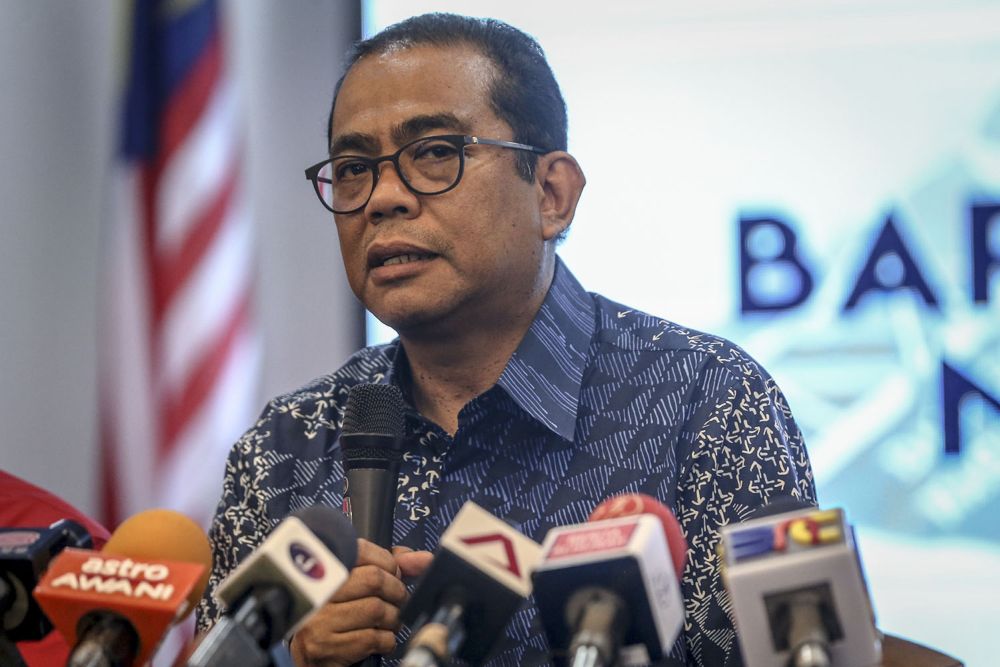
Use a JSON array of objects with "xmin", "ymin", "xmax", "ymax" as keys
[
  {"xmin": 398, "ymin": 502, "xmax": 543, "ymax": 667},
  {"xmin": 718, "ymin": 502, "xmax": 881, "ymax": 667},
  {"xmin": 188, "ymin": 505, "xmax": 358, "ymax": 667},
  {"xmin": 532, "ymin": 493, "xmax": 688, "ymax": 667}
]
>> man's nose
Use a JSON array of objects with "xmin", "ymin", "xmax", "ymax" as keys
[{"xmin": 365, "ymin": 160, "xmax": 420, "ymax": 223}]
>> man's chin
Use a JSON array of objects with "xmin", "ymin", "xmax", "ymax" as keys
[
  {"xmin": 368, "ymin": 306, "xmax": 440, "ymax": 336},
  {"xmin": 369, "ymin": 299, "xmax": 475, "ymax": 341}
]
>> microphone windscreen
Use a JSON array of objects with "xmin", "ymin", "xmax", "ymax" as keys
[
  {"xmin": 102, "ymin": 509, "xmax": 212, "ymax": 617},
  {"xmin": 342, "ymin": 384, "xmax": 405, "ymax": 437},
  {"xmin": 289, "ymin": 505, "xmax": 359, "ymax": 570},
  {"xmin": 589, "ymin": 493, "xmax": 687, "ymax": 579}
]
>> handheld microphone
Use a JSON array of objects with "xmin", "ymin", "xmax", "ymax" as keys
[
  {"xmin": 718, "ymin": 501, "xmax": 881, "ymax": 667},
  {"xmin": 1, "ymin": 519, "xmax": 92, "ymax": 642},
  {"xmin": 532, "ymin": 493, "xmax": 688, "ymax": 667},
  {"xmin": 186, "ymin": 504, "xmax": 358, "ymax": 667},
  {"xmin": 33, "ymin": 509, "xmax": 211, "ymax": 667},
  {"xmin": 340, "ymin": 383, "xmax": 406, "ymax": 549},
  {"xmin": 340, "ymin": 385, "xmax": 405, "ymax": 667},
  {"xmin": 398, "ymin": 501, "xmax": 543, "ymax": 667}
]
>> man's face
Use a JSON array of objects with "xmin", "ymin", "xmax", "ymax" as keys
[{"xmin": 329, "ymin": 44, "xmax": 553, "ymax": 337}]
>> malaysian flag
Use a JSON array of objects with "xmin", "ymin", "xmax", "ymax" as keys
[{"xmin": 99, "ymin": 0, "xmax": 259, "ymax": 530}]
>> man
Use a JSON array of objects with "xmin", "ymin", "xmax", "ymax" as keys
[{"xmin": 196, "ymin": 13, "xmax": 815, "ymax": 666}]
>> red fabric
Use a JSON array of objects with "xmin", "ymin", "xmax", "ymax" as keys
[{"xmin": 0, "ymin": 469, "xmax": 111, "ymax": 667}]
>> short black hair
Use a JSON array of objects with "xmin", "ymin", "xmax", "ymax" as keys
[{"xmin": 328, "ymin": 13, "xmax": 567, "ymax": 181}]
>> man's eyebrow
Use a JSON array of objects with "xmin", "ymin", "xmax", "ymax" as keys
[
  {"xmin": 329, "ymin": 132, "xmax": 380, "ymax": 157},
  {"xmin": 330, "ymin": 114, "xmax": 472, "ymax": 157},
  {"xmin": 392, "ymin": 113, "xmax": 472, "ymax": 146}
]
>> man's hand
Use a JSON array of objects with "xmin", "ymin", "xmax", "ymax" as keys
[
  {"xmin": 289, "ymin": 539, "xmax": 433, "ymax": 667},
  {"xmin": 392, "ymin": 545, "xmax": 434, "ymax": 579}
]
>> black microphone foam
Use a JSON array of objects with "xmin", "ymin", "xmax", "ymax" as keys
[{"xmin": 343, "ymin": 383, "xmax": 405, "ymax": 438}]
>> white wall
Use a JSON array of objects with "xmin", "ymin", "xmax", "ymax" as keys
[{"xmin": 0, "ymin": 2, "xmax": 362, "ymax": 517}]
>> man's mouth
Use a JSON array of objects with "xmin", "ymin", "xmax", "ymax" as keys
[{"xmin": 379, "ymin": 252, "xmax": 435, "ymax": 267}]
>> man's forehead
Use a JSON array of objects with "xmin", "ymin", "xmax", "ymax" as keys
[{"xmin": 330, "ymin": 45, "xmax": 501, "ymax": 152}]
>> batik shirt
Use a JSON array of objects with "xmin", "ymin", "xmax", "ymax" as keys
[{"xmin": 196, "ymin": 258, "xmax": 816, "ymax": 666}]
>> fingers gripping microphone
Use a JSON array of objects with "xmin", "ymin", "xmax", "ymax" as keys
[
  {"xmin": 399, "ymin": 502, "xmax": 543, "ymax": 667},
  {"xmin": 186, "ymin": 505, "xmax": 358, "ymax": 667},
  {"xmin": 33, "ymin": 509, "xmax": 211, "ymax": 667},
  {"xmin": 532, "ymin": 493, "xmax": 688, "ymax": 667},
  {"xmin": 718, "ymin": 500, "xmax": 881, "ymax": 667},
  {"xmin": 341, "ymin": 383, "xmax": 406, "ymax": 549}
]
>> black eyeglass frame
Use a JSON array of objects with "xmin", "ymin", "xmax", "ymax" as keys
[{"xmin": 304, "ymin": 134, "xmax": 549, "ymax": 214}]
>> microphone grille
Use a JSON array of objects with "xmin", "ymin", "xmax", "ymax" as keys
[{"xmin": 342, "ymin": 383, "xmax": 405, "ymax": 437}]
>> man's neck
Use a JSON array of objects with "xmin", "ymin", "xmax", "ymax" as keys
[
  {"xmin": 401, "ymin": 329, "xmax": 519, "ymax": 436},
  {"xmin": 398, "ymin": 266, "xmax": 556, "ymax": 435}
]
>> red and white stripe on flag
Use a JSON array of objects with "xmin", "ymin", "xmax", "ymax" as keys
[{"xmin": 99, "ymin": 0, "xmax": 260, "ymax": 530}]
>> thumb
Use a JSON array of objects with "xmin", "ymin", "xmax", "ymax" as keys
[{"xmin": 392, "ymin": 546, "xmax": 435, "ymax": 578}]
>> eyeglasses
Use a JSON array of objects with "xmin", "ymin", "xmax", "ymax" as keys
[{"xmin": 304, "ymin": 134, "xmax": 549, "ymax": 214}]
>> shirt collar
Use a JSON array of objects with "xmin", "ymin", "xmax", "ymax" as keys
[
  {"xmin": 496, "ymin": 257, "xmax": 595, "ymax": 441},
  {"xmin": 380, "ymin": 343, "xmax": 408, "ymax": 393}
]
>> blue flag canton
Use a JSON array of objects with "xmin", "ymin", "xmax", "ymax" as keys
[{"xmin": 121, "ymin": 0, "xmax": 218, "ymax": 159}]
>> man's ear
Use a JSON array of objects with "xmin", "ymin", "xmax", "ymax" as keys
[{"xmin": 535, "ymin": 152, "xmax": 586, "ymax": 241}]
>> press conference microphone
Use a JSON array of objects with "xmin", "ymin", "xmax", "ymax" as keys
[
  {"xmin": 1, "ymin": 519, "xmax": 92, "ymax": 642},
  {"xmin": 341, "ymin": 384, "xmax": 406, "ymax": 667},
  {"xmin": 532, "ymin": 493, "xmax": 688, "ymax": 667},
  {"xmin": 1, "ymin": 519, "xmax": 93, "ymax": 666},
  {"xmin": 718, "ymin": 499, "xmax": 881, "ymax": 667},
  {"xmin": 341, "ymin": 383, "xmax": 406, "ymax": 549},
  {"xmin": 33, "ymin": 509, "xmax": 211, "ymax": 667},
  {"xmin": 398, "ymin": 501, "xmax": 543, "ymax": 667},
  {"xmin": 187, "ymin": 505, "xmax": 358, "ymax": 667}
]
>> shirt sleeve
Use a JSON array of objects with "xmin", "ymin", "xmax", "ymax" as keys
[
  {"xmin": 675, "ymin": 354, "xmax": 816, "ymax": 666},
  {"xmin": 195, "ymin": 402, "xmax": 279, "ymax": 633}
]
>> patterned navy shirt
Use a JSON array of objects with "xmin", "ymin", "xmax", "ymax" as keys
[{"xmin": 196, "ymin": 258, "xmax": 816, "ymax": 666}]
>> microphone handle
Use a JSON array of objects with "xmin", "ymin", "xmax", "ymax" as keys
[
  {"xmin": 566, "ymin": 587, "xmax": 628, "ymax": 667},
  {"xmin": 345, "ymin": 480, "xmax": 388, "ymax": 667},
  {"xmin": 788, "ymin": 593, "xmax": 832, "ymax": 667},
  {"xmin": 68, "ymin": 612, "xmax": 139, "ymax": 667},
  {"xmin": 343, "ymin": 432, "xmax": 402, "ymax": 667},
  {"xmin": 401, "ymin": 597, "xmax": 466, "ymax": 667},
  {"xmin": 343, "ymin": 481, "xmax": 390, "ymax": 667},
  {"xmin": 344, "ymin": 466, "xmax": 399, "ymax": 549}
]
